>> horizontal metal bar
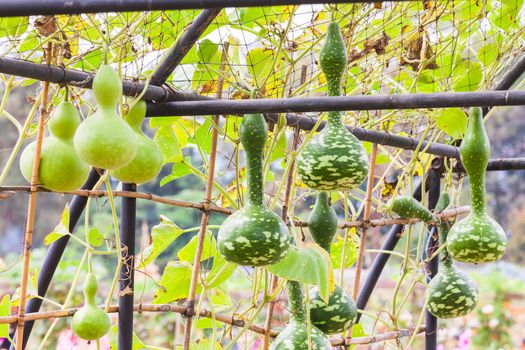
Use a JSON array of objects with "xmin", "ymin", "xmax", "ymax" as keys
[
  {"xmin": 146, "ymin": 90, "xmax": 525, "ymax": 116},
  {"xmin": 0, "ymin": 0, "xmax": 412, "ymax": 17},
  {"xmin": 0, "ymin": 56, "xmax": 212, "ymax": 102}
]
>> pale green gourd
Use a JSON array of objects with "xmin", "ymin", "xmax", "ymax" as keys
[
  {"xmin": 19, "ymin": 101, "xmax": 90, "ymax": 191},
  {"xmin": 446, "ymin": 107, "xmax": 507, "ymax": 263},
  {"xmin": 72, "ymin": 273, "xmax": 111, "ymax": 340},
  {"xmin": 389, "ymin": 195, "xmax": 434, "ymax": 223},
  {"xmin": 74, "ymin": 65, "xmax": 137, "ymax": 169},
  {"xmin": 110, "ymin": 100, "xmax": 163, "ymax": 184}
]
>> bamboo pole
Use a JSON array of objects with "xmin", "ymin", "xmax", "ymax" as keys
[{"xmin": 15, "ymin": 42, "xmax": 52, "ymax": 350}]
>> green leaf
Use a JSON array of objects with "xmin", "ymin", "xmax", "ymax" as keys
[
  {"xmin": 488, "ymin": 0, "xmax": 524, "ymax": 31},
  {"xmin": 205, "ymin": 254, "xmax": 236, "ymax": 289},
  {"xmin": 154, "ymin": 125, "xmax": 182, "ymax": 163},
  {"xmin": 195, "ymin": 317, "xmax": 223, "ymax": 329},
  {"xmin": 138, "ymin": 216, "xmax": 184, "ymax": 267},
  {"xmin": 267, "ymin": 243, "xmax": 334, "ymax": 302},
  {"xmin": 452, "ymin": 61, "xmax": 482, "ymax": 92},
  {"xmin": 175, "ymin": 339, "xmax": 223, "ymax": 350},
  {"xmin": 435, "ymin": 108, "xmax": 467, "ymax": 139},
  {"xmin": 153, "ymin": 261, "xmax": 199, "ymax": 304},
  {"xmin": 44, "ymin": 205, "xmax": 71, "ymax": 245},
  {"xmin": 363, "ymin": 142, "xmax": 389, "ymax": 164},
  {"xmin": 160, "ymin": 158, "xmax": 194, "ymax": 186},
  {"xmin": 246, "ymin": 47, "xmax": 275, "ymax": 88},
  {"xmin": 109, "ymin": 324, "xmax": 145, "ymax": 349},
  {"xmin": 478, "ymin": 43, "xmax": 499, "ymax": 67},
  {"xmin": 0, "ymin": 295, "xmax": 11, "ymax": 338},
  {"xmin": 87, "ymin": 228, "xmax": 105, "ymax": 247},
  {"xmin": 0, "ymin": 17, "xmax": 28, "ymax": 37},
  {"xmin": 350, "ymin": 324, "xmax": 368, "ymax": 349},
  {"xmin": 178, "ymin": 230, "xmax": 217, "ymax": 263},
  {"xmin": 330, "ymin": 235, "xmax": 359, "ymax": 269},
  {"xmin": 190, "ymin": 119, "xmax": 213, "ymax": 154}
]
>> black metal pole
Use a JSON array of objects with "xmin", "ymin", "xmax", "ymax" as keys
[
  {"xmin": 119, "ymin": 183, "xmax": 137, "ymax": 350},
  {"xmin": 10, "ymin": 169, "xmax": 101, "ymax": 350},
  {"xmin": 355, "ymin": 180, "xmax": 423, "ymax": 322},
  {"xmin": 0, "ymin": 0, "xmax": 413, "ymax": 16},
  {"xmin": 150, "ymin": 9, "xmax": 222, "ymax": 86},
  {"xmin": 0, "ymin": 57, "xmax": 212, "ymax": 102},
  {"xmin": 424, "ymin": 161, "xmax": 442, "ymax": 350},
  {"xmin": 146, "ymin": 90, "xmax": 525, "ymax": 116}
]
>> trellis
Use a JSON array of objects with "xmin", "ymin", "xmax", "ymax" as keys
[{"xmin": 0, "ymin": 1, "xmax": 524, "ymax": 350}]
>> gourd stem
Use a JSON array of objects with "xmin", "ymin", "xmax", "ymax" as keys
[
  {"xmin": 245, "ymin": 149, "xmax": 264, "ymax": 206},
  {"xmin": 286, "ymin": 280, "xmax": 306, "ymax": 323}
]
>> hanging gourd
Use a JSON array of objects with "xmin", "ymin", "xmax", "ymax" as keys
[
  {"xmin": 446, "ymin": 107, "xmax": 507, "ymax": 263},
  {"xmin": 307, "ymin": 191, "xmax": 357, "ymax": 334},
  {"xmin": 19, "ymin": 101, "xmax": 90, "ymax": 192},
  {"xmin": 297, "ymin": 22, "xmax": 368, "ymax": 191},
  {"xmin": 74, "ymin": 64, "xmax": 137, "ymax": 169},
  {"xmin": 389, "ymin": 195, "xmax": 434, "ymax": 224},
  {"xmin": 110, "ymin": 100, "xmax": 163, "ymax": 184},
  {"xmin": 427, "ymin": 192, "xmax": 478, "ymax": 318},
  {"xmin": 217, "ymin": 113, "xmax": 290, "ymax": 266},
  {"xmin": 72, "ymin": 272, "xmax": 111, "ymax": 341},
  {"xmin": 270, "ymin": 281, "xmax": 331, "ymax": 350}
]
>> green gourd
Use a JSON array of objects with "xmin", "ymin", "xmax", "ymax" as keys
[
  {"xmin": 389, "ymin": 195, "xmax": 434, "ymax": 223},
  {"xmin": 19, "ymin": 101, "xmax": 90, "ymax": 192},
  {"xmin": 217, "ymin": 114, "xmax": 290, "ymax": 266},
  {"xmin": 72, "ymin": 272, "xmax": 111, "ymax": 340},
  {"xmin": 446, "ymin": 107, "xmax": 507, "ymax": 263},
  {"xmin": 308, "ymin": 191, "xmax": 338, "ymax": 251},
  {"xmin": 270, "ymin": 281, "xmax": 331, "ymax": 350},
  {"xmin": 297, "ymin": 22, "xmax": 368, "ymax": 191},
  {"xmin": 110, "ymin": 100, "xmax": 163, "ymax": 184},
  {"xmin": 74, "ymin": 65, "xmax": 137, "ymax": 169}
]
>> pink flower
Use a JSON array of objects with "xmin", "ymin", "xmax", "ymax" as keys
[{"xmin": 251, "ymin": 338, "xmax": 262, "ymax": 350}]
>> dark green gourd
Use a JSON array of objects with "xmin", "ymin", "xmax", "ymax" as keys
[
  {"xmin": 307, "ymin": 192, "xmax": 357, "ymax": 334},
  {"xmin": 110, "ymin": 100, "xmax": 163, "ymax": 184},
  {"xmin": 72, "ymin": 273, "xmax": 111, "ymax": 340},
  {"xmin": 19, "ymin": 101, "xmax": 90, "ymax": 192},
  {"xmin": 270, "ymin": 281, "xmax": 331, "ymax": 350},
  {"xmin": 427, "ymin": 200, "xmax": 478, "ymax": 319},
  {"xmin": 297, "ymin": 22, "xmax": 368, "ymax": 191},
  {"xmin": 390, "ymin": 195, "xmax": 434, "ymax": 223},
  {"xmin": 446, "ymin": 107, "xmax": 507, "ymax": 263},
  {"xmin": 217, "ymin": 114, "xmax": 290, "ymax": 266},
  {"xmin": 74, "ymin": 65, "xmax": 137, "ymax": 169}
]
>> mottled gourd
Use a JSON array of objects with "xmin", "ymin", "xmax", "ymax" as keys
[
  {"xmin": 297, "ymin": 22, "xmax": 368, "ymax": 191},
  {"xmin": 72, "ymin": 272, "xmax": 111, "ymax": 340},
  {"xmin": 110, "ymin": 100, "xmax": 163, "ymax": 184},
  {"xmin": 74, "ymin": 65, "xmax": 137, "ymax": 169},
  {"xmin": 19, "ymin": 101, "xmax": 89, "ymax": 192},
  {"xmin": 217, "ymin": 113, "xmax": 290, "ymax": 266},
  {"xmin": 390, "ymin": 195, "xmax": 434, "ymax": 223},
  {"xmin": 270, "ymin": 281, "xmax": 331, "ymax": 350},
  {"xmin": 308, "ymin": 191, "xmax": 338, "ymax": 251},
  {"xmin": 446, "ymin": 107, "xmax": 507, "ymax": 263}
]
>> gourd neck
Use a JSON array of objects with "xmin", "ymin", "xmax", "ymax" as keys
[
  {"xmin": 470, "ymin": 175, "xmax": 486, "ymax": 215},
  {"xmin": 125, "ymin": 100, "xmax": 147, "ymax": 132},
  {"xmin": 83, "ymin": 273, "xmax": 98, "ymax": 306},
  {"xmin": 438, "ymin": 222, "xmax": 450, "ymax": 261},
  {"xmin": 246, "ymin": 149, "xmax": 264, "ymax": 206},
  {"xmin": 286, "ymin": 280, "xmax": 306, "ymax": 323},
  {"xmin": 327, "ymin": 111, "xmax": 343, "ymax": 127}
]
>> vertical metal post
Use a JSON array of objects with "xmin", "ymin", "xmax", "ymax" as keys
[
  {"xmin": 119, "ymin": 183, "xmax": 137, "ymax": 350},
  {"xmin": 10, "ymin": 169, "xmax": 101, "ymax": 350},
  {"xmin": 424, "ymin": 159, "xmax": 442, "ymax": 350}
]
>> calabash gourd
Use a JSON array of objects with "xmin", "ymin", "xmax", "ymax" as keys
[
  {"xmin": 427, "ymin": 193, "xmax": 478, "ymax": 318},
  {"xmin": 270, "ymin": 281, "xmax": 331, "ymax": 350},
  {"xmin": 72, "ymin": 272, "xmax": 111, "ymax": 340},
  {"xmin": 19, "ymin": 101, "xmax": 90, "ymax": 192},
  {"xmin": 390, "ymin": 195, "xmax": 434, "ymax": 224},
  {"xmin": 446, "ymin": 107, "xmax": 507, "ymax": 263},
  {"xmin": 297, "ymin": 22, "xmax": 368, "ymax": 191},
  {"xmin": 110, "ymin": 100, "xmax": 163, "ymax": 184},
  {"xmin": 217, "ymin": 113, "xmax": 290, "ymax": 266},
  {"xmin": 307, "ymin": 191, "xmax": 357, "ymax": 334},
  {"xmin": 74, "ymin": 65, "xmax": 137, "ymax": 169}
]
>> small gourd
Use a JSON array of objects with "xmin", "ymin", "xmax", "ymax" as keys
[
  {"xmin": 270, "ymin": 281, "xmax": 331, "ymax": 350},
  {"xmin": 446, "ymin": 107, "xmax": 507, "ymax": 263},
  {"xmin": 19, "ymin": 101, "xmax": 90, "ymax": 191},
  {"xmin": 217, "ymin": 113, "xmax": 290, "ymax": 266},
  {"xmin": 307, "ymin": 192, "xmax": 357, "ymax": 334},
  {"xmin": 297, "ymin": 22, "xmax": 368, "ymax": 191},
  {"xmin": 389, "ymin": 195, "xmax": 434, "ymax": 223},
  {"xmin": 110, "ymin": 100, "xmax": 163, "ymax": 184},
  {"xmin": 72, "ymin": 272, "xmax": 111, "ymax": 340},
  {"xmin": 74, "ymin": 65, "xmax": 137, "ymax": 169}
]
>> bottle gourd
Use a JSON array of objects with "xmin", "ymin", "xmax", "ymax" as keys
[
  {"xmin": 72, "ymin": 272, "xmax": 111, "ymax": 340},
  {"xmin": 427, "ymin": 192, "xmax": 478, "ymax": 318},
  {"xmin": 389, "ymin": 195, "xmax": 434, "ymax": 224},
  {"xmin": 110, "ymin": 100, "xmax": 163, "ymax": 184},
  {"xmin": 217, "ymin": 113, "xmax": 290, "ymax": 266},
  {"xmin": 270, "ymin": 281, "xmax": 331, "ymax": 350},
  {"xmin": 20, "ymin": 101, "xmax": 89, "ymax": 192},
  {"xmin": 307, "ymin": 192, "xmax": 357, "ymax": 334},
  {"xmin": 74, "ymin": 65, "xmax": 137, "ymax": 169},
  {"xmin": 297, "ymin": 22, "xmax": 368, "ymax": 191},
  {"xmin": 446, "ymin": 107, "xmax": 507, "ymax": 263}
]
